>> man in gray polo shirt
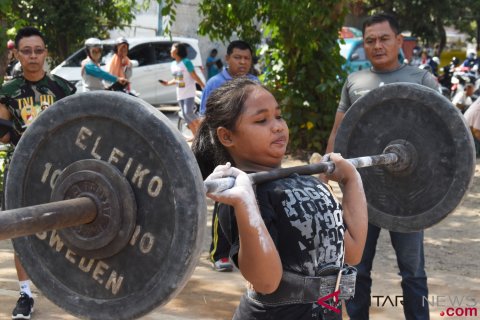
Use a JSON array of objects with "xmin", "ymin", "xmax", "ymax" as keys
[{"xmin": 326, "ymin": 13, "xmax": 439, "ymax": 320}]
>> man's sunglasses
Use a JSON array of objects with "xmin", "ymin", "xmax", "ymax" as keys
[{"xmin": 18, "ymin": 48, "xmax": 46, "ymax": 56}]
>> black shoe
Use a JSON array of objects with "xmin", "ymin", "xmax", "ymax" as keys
[{"xmin": 12, "ymin": 292, "xmax": 34, "ymax": 319}]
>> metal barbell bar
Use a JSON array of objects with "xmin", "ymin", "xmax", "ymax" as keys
[
  {"xmin": 0, "ymin": 141, "xmax": 410, "ymax": 243},
  {"xmin": 0, "ymin": 144, "xmax": 402, "ymax": 241},
  {"xmin": 204, "ymin": 141, "xmax": 411, "ymax": 193},
  {"xmin": 0, "ymin": 197, "xmax": 96, "ymax": 241}
]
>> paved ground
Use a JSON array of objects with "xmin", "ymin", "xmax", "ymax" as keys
[{"xmin": 0, "ymin": 156, "xmax": 478, "ymax": 319}]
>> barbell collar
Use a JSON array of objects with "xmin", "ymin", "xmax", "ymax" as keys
[{"xmin": 0, "ymin": 197, "xmax": 96, "ymax": 241}]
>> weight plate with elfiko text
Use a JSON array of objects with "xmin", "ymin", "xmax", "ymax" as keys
[{"xmin": 6, "ymin": 91, "xmax": 207, "ymax": 320}]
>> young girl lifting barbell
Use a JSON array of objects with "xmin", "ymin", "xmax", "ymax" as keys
[{"xmin": 192, "ymin": 77, "xmax": 368, "ymax": 320}]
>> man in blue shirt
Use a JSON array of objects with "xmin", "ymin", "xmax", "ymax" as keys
[
  {"xmin": 200, "ymin": 40, "xmax": 259, "ymax": 272},
  {"xmin": 200, "ymin": 40, "xmax": 258, "ymax": 116},
  {"xmin": 206, "ymin": 48, "xmax": 221, "ymax": 79}
]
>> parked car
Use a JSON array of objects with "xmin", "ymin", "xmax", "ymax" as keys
[
  {"xmin": 51, "ymin": 36, "xmax": 206, "ymax": 107},
  {"xmin": 338, "ymin": 37, "xmax": 371, "ymax": 73}
]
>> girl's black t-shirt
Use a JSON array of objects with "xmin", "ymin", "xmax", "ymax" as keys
[{"xmin": 219, "ymin": 174, "xmax": 346, "ymax": 320}]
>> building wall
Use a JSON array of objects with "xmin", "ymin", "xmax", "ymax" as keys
[{"xmin": 110, "ymin": 1, "xmax": 160, "ymax": 38}]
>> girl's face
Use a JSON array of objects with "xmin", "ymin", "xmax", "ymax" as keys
[
  {"xmin": 89, "ymin": 47, "xmax": 102, "ymax": 63},
  {"xmin": 220, "ymin": 86, "xmax": 289, "ymax": 171},
  {"xmin": 117, "ymin": 43, "xmax": 128, "ymax": 57},
  {"xmin": 170, "ymin": 45, "xmax": 178, "ymax": 59}
]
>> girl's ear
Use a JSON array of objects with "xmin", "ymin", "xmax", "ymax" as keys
[{"xmin": 217, "ymin": 127, "xmax": 234, "ymax": 147}]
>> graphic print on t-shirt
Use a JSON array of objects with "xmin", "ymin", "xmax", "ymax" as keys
[
  {"xmin": 0, "ymin": 75, "xmax": 75, "ymax": 132},
  {"xmin": 281, "ymin": 181, "xmax": 345, "ymax": 275},
  {"xmin": 174, "ymin": 71, "xmax": 185, "ymax": 88},
  {"xmin": 17, "ymin": 94, "xmax": 54, "ymax": 125}
]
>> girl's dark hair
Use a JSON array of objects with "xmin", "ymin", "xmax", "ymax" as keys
[
  {"xmin": 192, "ymin": 77, "xmax": 264, "ymax": 179},
  {"xmin": 173, "ymin": 42, "xmax": 188, "ymax": 59}
]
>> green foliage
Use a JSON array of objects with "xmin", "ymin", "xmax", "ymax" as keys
[
  {"xmin": 0, "ymin": 145, "xmax": 13, "ymax": 199},
  {"xmin": 196, "ymin": 0, "xmax": 348, "ymax": 155},
  {"xmin": 197, "ymin": 1, "xmax": 261, "ymax": 45},
  {"xmin": 1, "ymin": 0, "xmax": 144, "ymax": 66},
  {"xmin": 161, "ymin": 0, "xmax": 181, "ymax": 35}
]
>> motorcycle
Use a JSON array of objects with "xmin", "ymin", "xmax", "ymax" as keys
[
  {"xmin": 449, "ymin": 67, "xmax": 478, "ymax": 101},
  {"xmin": 106, "ymin": 81, "xmax": 139, "ymax": 97},
  {"xmin": 438, "ymin": 58, "xmax": 462, "ymax": 99}
]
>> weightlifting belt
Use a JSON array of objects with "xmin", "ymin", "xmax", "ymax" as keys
[{"xmin": 246, "ymin": 266, "xmax": 357, "ymax": 307}]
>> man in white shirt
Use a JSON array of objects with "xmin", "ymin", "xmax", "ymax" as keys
[
  {"xmin": 464, "ymin": 96, "xmax": 480, "ymax": 157},
  {"xmin": 452, "ymin": 83, "xmax": 475, "ymax": 113}
]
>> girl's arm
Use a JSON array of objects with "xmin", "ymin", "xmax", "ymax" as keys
[
  {"xmin": 184, "ymin": 58, "xmax": 205, "ymax": 89},
  {"xmin": 189, "ymin": 70, "xmax": 205, "ymax": 89},
  {"xmin": 159, "ymin": 79, "xmax": 174, "ymax": 86},
  {"xmin": 206, "ymin": 164, "xmax": 282, "ymax": 294},
  {"xmin": 325, "ymin": 153, "xmax": 368, "ymax": 265}
]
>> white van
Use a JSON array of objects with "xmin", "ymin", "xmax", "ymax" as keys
[{"xmin": 51, "ymin": 36, "xmax": 206, "ymax": 107}]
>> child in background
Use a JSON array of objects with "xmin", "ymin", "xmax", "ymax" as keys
[{"xmin": 160, "ymin": 42, "xmax": 204, "ymax": 141}]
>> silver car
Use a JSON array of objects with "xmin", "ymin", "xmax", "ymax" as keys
[{"xmin": 51, "ymin": 36, "xmax": 206, "ymax": 107}]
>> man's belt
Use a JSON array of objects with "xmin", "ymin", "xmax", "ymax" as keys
[{"xmin": 246, "ymin": 266, "xmax": 357, "ymax": 307}]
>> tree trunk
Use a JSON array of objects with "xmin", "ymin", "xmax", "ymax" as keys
[
  {"xmin": 477, "ymin": 19, "xmax": 480, "ymax": 51},
  {"xmin": 436, "ymin": 20, "xmax": 447, "ymax": 57}
]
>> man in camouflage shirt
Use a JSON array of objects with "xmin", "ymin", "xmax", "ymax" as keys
[
  {"xmin": 0, "ymin": 27, "xmax": 75, "ymax": 145},
  {"xmin": 0, "ymin": 26, "xmax": 75, "ymax": 320}
]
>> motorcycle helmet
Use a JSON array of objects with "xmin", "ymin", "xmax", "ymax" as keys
[
  {"xmin": 451, "ymin": 57, "xmax": 460, "ymax": 66},
  {"xmin": 7, "ymin": 39, "xmax": 14, "ymax": 50},
  {"xmin": 114, "ymin": 37, "xmax": 129, "ymax": 53},
  {"xmin": 467, "ymin": 50, "xmax": 476, "ymax": 60},
  {"xmin": 85, "ymin": 38, "xmax": 102, "ymax": 59},
  {"xmin": 85, "ymin": 37, "xmax": 102, "ymax": 49}
]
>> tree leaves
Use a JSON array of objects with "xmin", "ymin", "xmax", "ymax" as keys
[
  {"xmin": 194, "ymin": 0, "xmax": 348, "ymax": 154},
  {"xmin": 1, "ymin": 0, "xmax": 141, "ymax": 66}
]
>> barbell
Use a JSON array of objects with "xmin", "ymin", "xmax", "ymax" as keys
[{"xmin": 0, "ymin": 83, "xmax": 475, "ymax": 319}]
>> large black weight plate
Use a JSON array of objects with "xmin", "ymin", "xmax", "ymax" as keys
[
  {"xmin": 5, "ymin": 91, "xmax": 207, "ymax": 320},
  {"xmin": 334, "ymin": 83, "xmax": 475, "ymax": 232}
]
